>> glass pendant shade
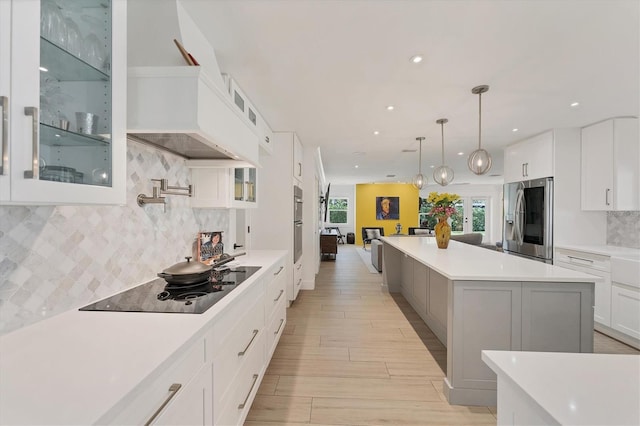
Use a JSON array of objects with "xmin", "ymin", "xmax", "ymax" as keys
[
  {"xmin": 434, "ymin": 118, "xmax": 454, "ymax": 186},
  {"xmin": 468, "ymin": 85, "xmax": 493, "ymax": 175},
  {"xmin": 412, "ymin": 137, "xmax": 426, "ymax": 189}
]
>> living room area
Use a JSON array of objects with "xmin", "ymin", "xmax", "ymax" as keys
[{"xmin": 323, "ymin": 182, "xmax": 501, "ymax": 245}]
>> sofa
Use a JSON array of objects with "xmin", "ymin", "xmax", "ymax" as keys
[{"xmin": 450, "ymin": 232, "xmax": 502, "ymax": 251}]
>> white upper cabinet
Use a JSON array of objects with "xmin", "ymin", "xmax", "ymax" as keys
[
  {"xmin": 293, "ymin": 133, "xmax": 303, "ymax": 183},
  {"xmin": 503, "ymin": 131, "xmax": 554, "ymax": 183},
  {"xmin": 187, "ymin": 160, "xmax": 257, "ymax": 209},
  {"xmin": 1, "ymin": 0, "xmax": 126, "ymax": 205},
  {"xmin": 0, "ymin": 0, "xmax": 11, "ymax": 201},
  {"xmin": 225, "ymin": 75, "xmax": 274, "ymax": 155},
  {"xmin": 581, "ymin": 118, "xmax": 639, "ymax": 211}
]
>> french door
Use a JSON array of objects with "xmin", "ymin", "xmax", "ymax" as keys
[{"xmin": 451, "ymin": 197, "xmax": 489, "ymax": 238}]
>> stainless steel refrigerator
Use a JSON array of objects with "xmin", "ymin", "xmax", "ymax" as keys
[{"xmin": 503, "ymin": 177, "xmax": 554, "ymax": 263}]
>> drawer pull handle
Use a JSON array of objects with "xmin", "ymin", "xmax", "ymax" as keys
[
  {"xmin": 0, "ymin": 96, "xmax": 7, "ymax": 175},
  {"xmin": 144, "ymin": 383, "xmax": 182, "ymax": 426},
  {"xmin": 274, "ymin": 318, "xmax": 284, "ymax": 335},
  {"xmin": 238, "ymin": 329, "xmax": 259, "ymax": 356},
  {"xmin": 296, "ymin": 278, "xmax": 302, "ymax": 286},
  {"xmin": 296, "ymin": 263, "xmax": 302, "ymax": 270},
  {"xmin": 274, "ymin": 266, "xmax": 284, "ymax": 275},
  {"xmin": 568, "ymin": 255, "xmax": 594, "ymax": 265},
  {"xmin": 238, "ymin": 374, "xmax": 259, "ymax": 409},
  {"xmin": 274, "ymin": 289, "xmax": 284, "ymax": 302}
]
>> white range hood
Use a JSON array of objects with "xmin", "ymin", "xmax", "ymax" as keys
[{"xmin": 126, "ymin": 0, "xmax": 258, "ymax": 165}]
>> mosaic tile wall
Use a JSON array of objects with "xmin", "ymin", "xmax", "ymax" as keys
[
  {"xmin": 607, "ymin": 211, "xmax": 640, "ymax": 249},
  {"xmin": 0, "ymin": 140, "xmax": 229, "ymax": 335}
]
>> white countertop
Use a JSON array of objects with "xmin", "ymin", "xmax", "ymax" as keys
[
  {"xmin": 556, "ymin": 244, "xmax": 640, "ymax": 260},
  {"xmin": 381, "ymin": 236, "xmax": 598, "ymax": 283},
  {"xmin": 482, "ymin": 350, "xmax": 640, "ymax": 425},
  {"xmin": 0, "ymin": 250, "xmax": 286, "ymax": 425}
]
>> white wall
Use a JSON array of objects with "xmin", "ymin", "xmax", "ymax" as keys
[
  {"xmin": 323, "ymin": 184, "xmax": 355, "ymax": 236},
  {"xmin": 302, "ymin": 144, "xmax": 319, "ymax": 289}
]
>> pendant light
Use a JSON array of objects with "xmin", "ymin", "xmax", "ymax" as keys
[
  {"xmin": 433, "ymin": 118, "xmax": 454, "ymax": 186},
  {"xmin": 412, "ymin": 137, "xmax": 426, "ymax": 189},
  {"xmin": 468, "ymin": 85, "xmax": 493, "ymax": 175}
]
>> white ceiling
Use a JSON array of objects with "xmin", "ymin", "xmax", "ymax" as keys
[{"xmin": 181, "ymin": 0, "xmax": 639, "ymax": 186}]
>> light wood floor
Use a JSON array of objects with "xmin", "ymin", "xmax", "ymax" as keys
[{"xmin": 245, "ymin": 244, "xmax": 639, "ymax": 425}]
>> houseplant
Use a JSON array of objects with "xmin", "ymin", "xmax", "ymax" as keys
[{"xmin": 426, "ymin": 191, "xmax": 460, "ymax": 249}]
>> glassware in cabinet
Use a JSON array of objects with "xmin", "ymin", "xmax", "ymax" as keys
[{"xmin": 38, "ymin": 0, "xmax": 112, "ymax": 187}]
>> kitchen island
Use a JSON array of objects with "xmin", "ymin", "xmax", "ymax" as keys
[
  {"xmin": 381, "ymin": 236, "xmax": 597, "ymax": 406},
  {"xmin": 0, "ymin": 250, "xmax": 287, "ymax": 426}
]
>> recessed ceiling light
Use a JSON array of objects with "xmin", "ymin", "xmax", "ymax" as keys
[
  {"xmin": 512, "ymin": 128, "xmax": 519, "ymax": 132},
  {"xmin": 570, "ymin": 102, "xmax": 580, "ymax": 107},
  {"xmin": 430, "ymin": 165, "xmax": 435, "ymax": 168},
  {"xmin": 457, "ymin": 152, "xmax": 464, "ymax": 156},
  {"xmin": 39, "ymin": 67, "xmax": 48, "ymax": 72},
  {"xmin": 373, "ymin": 131, "xmax": 379, "ymax": 135},
  {"xmin": 355, "ymin": 165, "xmax": 359, "ymax": 168},
  {"xmin": 410, "ymin": 55, "xmax": 423, "ymax": 64},
  {"xmin": 386, "ymin": 105, "xmax": 395, "ymax": 111}
]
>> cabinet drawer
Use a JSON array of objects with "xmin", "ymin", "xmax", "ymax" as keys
[
  {"xmin": 215, "ymin": 332, "xmax": 266, "ymax": 426},
  {"xmin": 611, "ymin": 284, "xmax": 640, "ymax": 340},
  {"xmin": 213, "ymin": 295, "xmax": 264, "ymax": 403},
  {"xmin": 266, "ymin": 297, "xmax": 287, "ymax": 359},
  {"xmin": 265, "ymin": 264, "xmax": 286, "ymax": 321},
  {"xmin": 207, "ymin": 277, "xmax": 265, "ymax": 355},
  {"xmin": 555, "ymin": 248, "xmax": 610, "ymax": 272},
  {"xmin": 105, "ymin": 339, "xmax": 205, "ymax": 425},
  {"xmin": 611, "ymin": 258, "xmax": 640, "ymax": 289}
]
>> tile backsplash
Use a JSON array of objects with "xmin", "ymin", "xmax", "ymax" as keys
[
  {"xmin": 0, "ymin": 140, "xmax": 228, "ymax": 335},
  {"xmin": 607, "ymin": 211, "xmax": 640, "ymax": 248}
]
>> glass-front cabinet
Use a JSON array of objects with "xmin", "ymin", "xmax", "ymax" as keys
[
  {"xmin": 234, "ymin": 167, "xmax": 256, "ymax": 204},
  {"xmin": 1, "ymin": 0, "xmax": 125, "ymax": 204}
]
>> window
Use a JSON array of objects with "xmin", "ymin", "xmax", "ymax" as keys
[{"xmin": 327, "ymin": 198, "xmax": 348, "ymax": 224}]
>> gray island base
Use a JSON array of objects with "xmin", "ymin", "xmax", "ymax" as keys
[{"xmin": 380, "ymin": 236, "xmax": 596, "ymax": 407}]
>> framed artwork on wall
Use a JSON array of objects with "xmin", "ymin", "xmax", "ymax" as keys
[{"xmin": 376, "ymin": 196, "xmax": 399, "ymax": 220}]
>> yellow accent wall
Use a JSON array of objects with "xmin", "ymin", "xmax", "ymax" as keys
[{"xmin": 355, "ymin": 183, "xmax": 419, "ymax": 245}]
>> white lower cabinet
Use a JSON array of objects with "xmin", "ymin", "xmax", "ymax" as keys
[
  {"xmin": 555, "ymin": 248, "xmax": 611, "ymax": 327},
  {"xmin": 556, "ymin": 247, "xmax": 640, "ymax": 349},
  {"xmin": 216, "ymin": 332, "xmax": 266, "ymax": 426},
  {"xmin": 154, "ymin": 363, "xmax": 213, "ymax": 426},
  {"xmin": 106, "ymin": 338, "xmax": 206, "ymax": 425},
  {"xmin": 292, "ymin": 257, "xmax": 303, "ymax": 301},
  {"xmin": 105, "ymin": 255, "xmax": 287, "ymax": 426},
  {"xmin": 611, "ymin": 284, "xmax": 640, "ymax": 340},
  {"xmin": 611, "ymin": 257, "xmax": 640, "ymax": 342}
]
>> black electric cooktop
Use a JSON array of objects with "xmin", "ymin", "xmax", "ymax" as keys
[{"xmin": 79, "ymin": 266, "xmax": 261, "ymax": 314}]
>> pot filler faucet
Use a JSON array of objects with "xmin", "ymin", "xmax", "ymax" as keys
[{"xmin": 137, "ymin": 178, "xmax": 193, "ymax": 210}]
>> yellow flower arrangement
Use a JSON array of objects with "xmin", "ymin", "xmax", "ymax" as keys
[{"xmin": 426, "ymin": 192, "xmax": 460, "ymax": 218}]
